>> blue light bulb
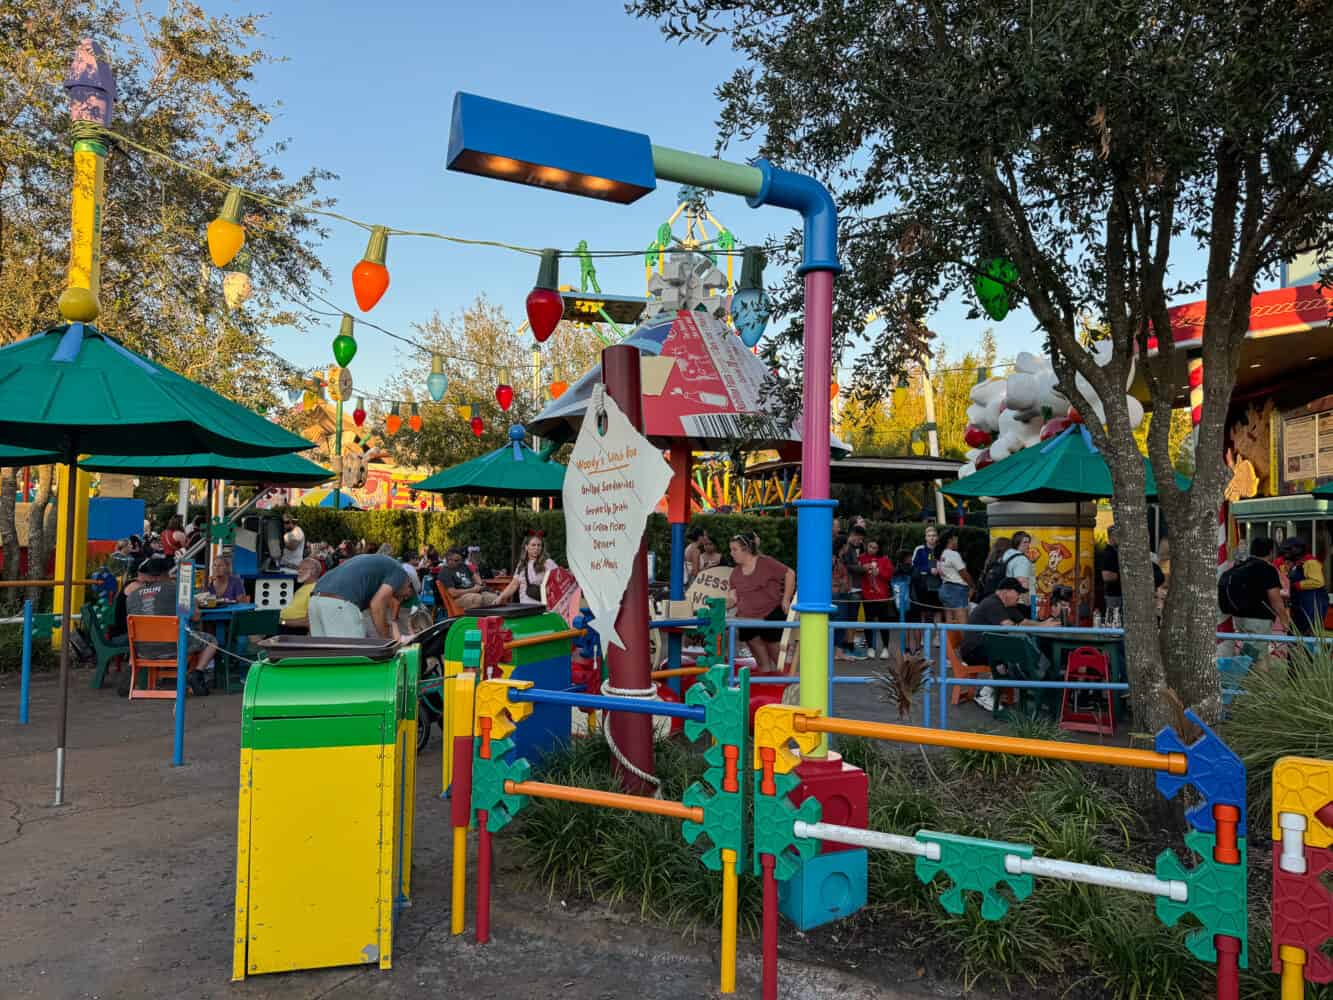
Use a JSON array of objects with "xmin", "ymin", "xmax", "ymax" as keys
[
  {"xmin": 732, "ymin": 286, "xmax": 771, "ymax": 348},
  {"xmin": 427, "ymin": 371, "xmax": 448, "ymax": 401}
]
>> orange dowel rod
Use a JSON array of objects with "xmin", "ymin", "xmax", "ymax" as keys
[
  {"xmin": 505, "ymin": 780, "xmax": 704, "ymax": 823},
  {"xmin": 0, "ymin": 579, "xmax": 98, "ymax": 589},
  {"xmin": 792, "ymin": 715, "xmax": 1187, "ymax": 774},
  {"xmin": 504, "ymin": 628, "xmax": 586, "ymax": 650},
  {"xmin": 651, "ymin": 666, "xmax": 709, "ymax": 680}
]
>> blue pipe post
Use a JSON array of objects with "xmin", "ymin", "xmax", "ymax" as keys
[
  {"xmin": 19, "ymin": 599, "xmax": 33, "ymax": 724},
  {"xmin": 172, "ymin": 561, "xmax": 194, "ymax": 767},
  {"xmin": 667, "ymin": 521, "xmax": 686, "ymax": 694},
  {"xmin": 936, "ymin": 624, "xmax": 949, "ymax": 731},
  {"xmin": 509, "ymin": 687, "xmax": 706, "ymax": 722}
]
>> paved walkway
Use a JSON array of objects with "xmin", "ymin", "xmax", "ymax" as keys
[{"xmin": 0, "ymin": 668, "xmax": 988, "ymax": 1000}]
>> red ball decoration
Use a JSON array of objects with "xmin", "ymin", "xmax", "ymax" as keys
[
  {"xmin": 495, "ymin": 383, "xmax": 514, "ymax": 411},
  {"xmin": 470, "ymin": 415, "xmax": 484, "ymax": 437},
  {"xmin": 526, "ymin": 287, "xmax": 563, "ymax": 343},
  {"xmin": 1067, "ymin": 406, "xmax": 1084, "ymax": 424},
  {"xmin": 963, "ymin": 423, "xmax": 992, "ymax": 448},
  {"xmin": 974, "ymin": 448, "xmax": 994, "ymax": 470},
  {"xmin": 1039, "ymin": 417, "xmax": 1072, "ymax": 441}
]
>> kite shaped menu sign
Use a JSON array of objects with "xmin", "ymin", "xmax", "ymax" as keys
[{"xmin": 562, "ymin": 386, "xmax": 674, "ymax": 649}]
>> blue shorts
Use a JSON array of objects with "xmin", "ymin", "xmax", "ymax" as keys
[{"xmin": 939, "ymin": 582, "xmax": 970, "ymax": 609}]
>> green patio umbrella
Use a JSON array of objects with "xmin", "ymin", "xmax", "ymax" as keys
[
  {"xmin": 0, "ymin": 444, "xmax": 61, "ymax": 466},
  {"xmin": 1313, "ymin": 481, "xmax": 1333, "ymax": 497},
  {"xmin": 0, "ymin": 322, "xmax": 310, "ymax": 805},
  {"xmin": 415, "ymin": 425, "xmax": 565, "ymax": 566},
  {"xmin": 942, "ymin": 425, "xmax": 1184, "ymax": 502},
  {"xmin": 78, "ymin": 450, "xmax": 332, "ymax": 487}
]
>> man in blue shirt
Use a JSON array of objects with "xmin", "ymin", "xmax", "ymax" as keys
[{"xmin": 308, "ymin": 553, "xmax": 421, "ymax": 638}]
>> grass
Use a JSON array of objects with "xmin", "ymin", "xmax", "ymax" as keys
[{"xmin": 507, "ymin": 719, "xmax": 1298, "ymax": 999}]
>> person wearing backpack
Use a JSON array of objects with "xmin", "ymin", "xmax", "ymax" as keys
[
  {"xmin": 975, "ymin": 537, "xmax": 1013, "ymax": 601},
  {"xmin": 1222, "ymin": 537, "xmax": 1290, "ymax": 658}
]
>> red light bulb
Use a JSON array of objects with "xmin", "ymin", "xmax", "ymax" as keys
[
  {"xmin": 351, "ymin": 226, "xmax": 390, "ymax": 312},
  {"xmin": 525, "ymin": 288, "xmax": 563, "ymax": 343},
  {"xmin": 352, "ymin": 396, "xmax": 366, "ymax": 428},
  {"xmin": 495, "ymin": 383, "xmax": 514, "ymax": 411},
  {"xmin": 471, "ymin": 415, "xmax": 484, "ymax": 437}
]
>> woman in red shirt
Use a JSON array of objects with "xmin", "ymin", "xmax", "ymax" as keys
[
  {"xmin": 858, "ymin": 539, "xmax": 895, "ymax": 659},
  {"xmin": 727, "ymin": 532, "xmax": 795, "ymax": 673},
  {"xmin": 160, "ymin": 515, "xmax": 187, "ymax": 558}
]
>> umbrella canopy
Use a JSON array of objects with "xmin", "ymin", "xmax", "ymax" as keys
[
  {"xmin": 0, "ymin": 444, "xmax": 61, "ymax": 467},
  {"xmin": 1314, "ymin": 481, "xmax": 1333, "ymax": 497},
  {"xmin": 78, "ymin": 450, "xmax": 332, "ymax": 487},
  {"xmin": 415, "ymin": 426, "xmax": 565, "ymax": 498},
  {"xmin": 0, "ymin": 323, "xmax": 309, "ymax": 459},
  {"xmin": 301, "ymin": 488, "xmax": 361, "ymax": 509},
  {"xmin": 942, "ymin": 425, "xmax": 1184, "ymax": 502},
  {"xmin": 528, "ymin": 310, "xmax": 849, "ymax": 455}
]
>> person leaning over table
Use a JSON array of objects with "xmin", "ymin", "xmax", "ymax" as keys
[
  {"xmin": 961, "ymin": 577, "xmax": 1059, "ymax": 712},
  {"xmin": 280, "ymin": 558, "xmax": 324, "ymax": 629},
  {"xmin": 307, "ymin": 553, "xmax": 421, "ymax": 639}
]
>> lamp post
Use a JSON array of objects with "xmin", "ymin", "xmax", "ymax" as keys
[{"xmin": 447, "ymin": 94, "xmax": 841, "ymax": 754}]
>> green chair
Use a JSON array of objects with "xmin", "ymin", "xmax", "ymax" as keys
[
  {"xmin": 981, "ymin": 632, "xmax": 1059, "ymax": 720},
  {"xmin": 84, "ymin": 598, "xmax": 129, "ymax": 689},
  {"xmin": 222, "ymin": 609, "xmax": 282, "ymax": 692}
]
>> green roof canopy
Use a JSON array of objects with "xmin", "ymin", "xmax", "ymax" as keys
[
  {"xmin": 0, "ymin": 323, "xmax": 309, "ymax": 459},
  {"xmin": 78, "ymin": 450, "xmax": 332, "ymax": 487},
  {"xmin": 0, "ymin": 444, "xmax": 60, "ymax": 467},
  {"xmin": 942, "ymin": 426, "xmax": 1187, "ymax": 502},
  {"xmin": 415, "ymin": 426, "xmax": 565, "ymax": 498}
]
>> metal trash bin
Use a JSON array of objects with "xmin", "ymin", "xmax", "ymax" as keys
[{"xmin": 232, "ymin": 636, "xmax": 419, "ymax": 980}]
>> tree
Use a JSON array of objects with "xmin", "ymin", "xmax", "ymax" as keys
[
  {"xmin": 379, "ymin": 295, "xmax": 603, "ymax": 476},
  {"xmin": 0, "ymin": 1, "xmax": 331, "ymax": 581},
  {"xmin": 632, "ymin": 0, "xmax": 1333, "ymax": 739}
]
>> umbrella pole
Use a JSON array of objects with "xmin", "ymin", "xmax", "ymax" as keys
[
  {"xmin": 54, "ymin": 456, "xmax": 78, "ymax": 806},
  {"xmin": 511, "ymin": 496, "xmax": 518, "ymax": 569}
]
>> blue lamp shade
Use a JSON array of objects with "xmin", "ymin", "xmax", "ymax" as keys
[
  {"xmin": 427, "ymin": 371, "xmax": 448, "ymax": 402},
  {"xmin": 447, "ymin": 92, "xmax": 657, "ymax": 204},
  {"xmin": 508, "ymin": 424, "xmax": 526, "ymax": 461},
  {"xmin": 732, "ymin": 287, "xmax": 772, "ymax": 347}
]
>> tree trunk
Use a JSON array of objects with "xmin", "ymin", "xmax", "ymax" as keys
[
  {"xmin": 25, "ymin": 465, "xmax": 54, "ymax": 607},
  {"xmin": 1158, "ymin": 506, "xmax": 1225, "ymax": 721}
]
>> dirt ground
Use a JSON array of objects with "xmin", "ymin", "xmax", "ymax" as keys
[{"xmin": 0, "ymin": 667, "xmax": 996, "ymax": 1000}]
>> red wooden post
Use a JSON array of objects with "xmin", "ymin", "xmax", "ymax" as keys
[{"xmin": 601, "ymin": 344, "xmax": 655, "ymax": 794}]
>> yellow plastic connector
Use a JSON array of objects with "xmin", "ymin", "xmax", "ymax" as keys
[
  {"xmin": 753, "ymin": 704, "xmax": 821, "ymax": 775},
  {"xmin": 1272, "ymin": 756, "xmax": 1333, "ymax": 847},
  {"xmin": 474, "ymin": 678, "xmax": 534, "ymax": 743}
]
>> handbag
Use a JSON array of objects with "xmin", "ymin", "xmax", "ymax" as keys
[{"xmin": 524, "ymin": 562, "xmax": 542, "ymax": 602}]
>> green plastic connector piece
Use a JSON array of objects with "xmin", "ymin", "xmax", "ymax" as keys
[
  {"xmin": 682, "ymin": 664, "xmax": 749, "ymax": 869},
  {"xmin": 208, "ymin": 517, "xmax": 235, "ymax": 544},
  {"xmin": 753, "ymin": 769, "xmax": 820, "ymax": 881},
  {"xmin": 30, "ymin": 613, "xmax": 56, "ymax": 641},
  {"xmin": 696, "ymin": 597, "xmax": 728, "ymax": 663},
  {"xmin": 470, "ymin": 735, "xmax": 530, "ymax": 832},
  {"xmin": 915, "ymin": 830, "xmax": 1034, "ymax": 921},
  {"xmin": 1154, "ymin": 831, "xmax": 1249, "ymax": 966},
  {"xmin": 462, "ymin": 629, "xmax": 482, "ymax": 671}
]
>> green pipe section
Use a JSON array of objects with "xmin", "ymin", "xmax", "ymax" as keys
[
  {"xmin": 651, "ymin": 145, "xmax": 763, "ymax": 198},
  {"xmin": 798, "ymin": 612, "xmax": 829, "ymax": 756}
]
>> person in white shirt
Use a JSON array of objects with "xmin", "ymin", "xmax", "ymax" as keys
[
  {"xmin": 1004, "ymin": 531, "xmax": 1035, "ymax": 603},
  {"xmin": 935, "ymin": 529, "xmax": 973, "ymax": 623},
  {"xmin": 280, "ymin": 514, "xmax": 306, "ymax": 570}
]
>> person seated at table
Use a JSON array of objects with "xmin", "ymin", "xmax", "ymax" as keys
[
  {"xmin": 441, "ymin": 548, "xmax": 500, "ymax": 610},
  {"xmin": 121, "ymin": 556, "xmax": 216, "ymax": 696},
  {"xmin": 498, "ymin": 532, "xmax": 559, "ymax": 606},
  {"xmin": 417, "ymin": 544, "xmax": 441, "ymax": 571},
  {"xmin": 308, "ymin": 553, "xmax": 421, "ymax": 639},
  {"xmin": 203, "ymin": 558, "xmax": 246, "ymax": 602},
  {"xmin": 280, "ymin": 558, "xmax": 324, "ymax": 629},
  {"xmin": 1049, "ymin": 584, "xmax": 1074, "ymax": 627},
  {"xmin": 961, "ymin": 577, "xmax": 1057, "ymax": 711},
  {"xmin": 726, "ymin": 532, "xmax": 795, "ymax": 674}
]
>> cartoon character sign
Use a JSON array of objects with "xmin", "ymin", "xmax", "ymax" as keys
[{"xmin": 1022, "ymin": 526, "xmax": 1094, "ymax": 620}]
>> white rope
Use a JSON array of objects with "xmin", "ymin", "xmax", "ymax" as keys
[
  {"xmin": 186, "ymin": 628, "xmax": 261, "ymax": 667},
  {"xmin": 600, "ymin": 681, "xmax": 662, "ymax": 791}
]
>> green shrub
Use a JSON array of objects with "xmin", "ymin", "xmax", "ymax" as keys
[
  {"xmin": 0, "ymin": 622, "xmax": 58, "ymax": 674},
  {"xmin": 1221, "ymin": 639, "xmax": 1333, "ymax": 820}
]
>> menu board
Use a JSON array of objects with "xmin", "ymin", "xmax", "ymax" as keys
[{"xmin": 1284, "ymin": 414, "xmax": 1318, "ymax": 481}]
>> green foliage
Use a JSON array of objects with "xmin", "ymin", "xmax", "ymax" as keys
[
  {"xmin": 0, "ymin": 622, "xmax": 58, "ymax": 674},
  {"xmin": 1221, "ymin": 641, "xmax": 1333, "ymax": 821},
  {"xmin": 947, "ymin": 714, "xmax": 1068, "ymax": 780},
  {"xmin": 282, "ymin": 503, "xmax": 990, "ymax": 577}
]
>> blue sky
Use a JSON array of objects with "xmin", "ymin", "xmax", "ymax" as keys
[{"xmin": 243, "ymin": 0, "xmax": 1265, "ymax": 394}]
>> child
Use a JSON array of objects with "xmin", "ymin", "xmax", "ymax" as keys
[{"xmin": 859, "ymin": 540, "xmax": 896, "ymax": 658}]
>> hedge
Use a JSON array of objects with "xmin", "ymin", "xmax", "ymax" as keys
[{"xmin": 278, "ymin": 505, "xmax": 989, "ymax": 578}]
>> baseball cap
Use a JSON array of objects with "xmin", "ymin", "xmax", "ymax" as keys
[
  {"xmin": 139, "ymin": 556, "xmax": 174, "ymax": 577},
  {"xmin": 996, "ymin": 577, "xmax": 1028, "ymax": 593},
  {"xmin": 400, "ymin": 563, "xmax": 422, "ymax": 596}
]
